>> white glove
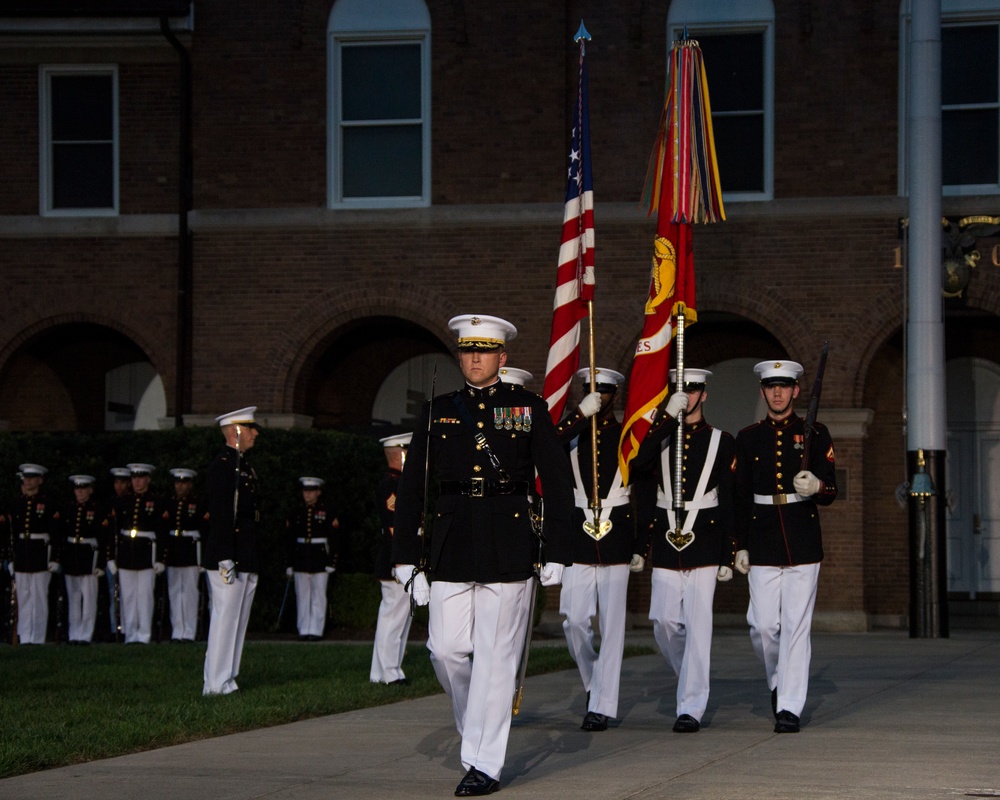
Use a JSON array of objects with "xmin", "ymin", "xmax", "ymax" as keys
[
  {"xmin": 734, "ymin": 550, "xmax": 750, "ymax": 575},
  {"xmin": 665, "ymin": 391, "xmax": 689, "ymax": 419},
  {"xmin": 286, "ymin": 566, "xmax": 294, "ymax": 578},
  {"xmin": 717, "ymin": 566, "xmax": 733, "ymax": 582},
  {"xmin": 628, "ymin": 553, "xmax": 645, "ymax": 573},
  {"xmin": 793, "ymin": 470, "xmax": 822, "ymax": 496},
  {"xmin": 48, "ymin": 561, "xmax": 61, "ymax": 573},
  {"xmin": 106, "ymin": 559, "xmax": 118, "ymax": 576},
  {"xmin": 94, "ymin": 567, "xmax": 106, "ymax": 578},
  {"xmin": 410, "ymin": 572, "xmax": 430, "ymax": 606},
  {"xmin": 393, "ymin": 564, "xmax": 415, "ymax": 584},
  {"xmin": 577, "ymin": 391, "xmax": 602, "ymax": 418},
  {"xmin": 5, "ymin": 561, "xmax": 13, "ymax": 577},
  {"xmin": 539, "ymin": 562, "xmax": 564, "ymax": 586},
  {"xmin": 153, "ymin": 562, "xmax": 165, "ymax": 575},
  {"xmin": 219, "ymin": 559, "xmax": 236, "ymax": 585},
  {"xmin": 325, "ymin": 566, "xmax": 335, "ymax": 573}
]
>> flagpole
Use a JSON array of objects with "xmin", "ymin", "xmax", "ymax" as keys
[
  {"xmin": 572, "ymin": 21, "xmax": 601, "ymax": 523},
  {"xmin": 672, "ymin": 311, "xmax": 686, "ymax": 533}
]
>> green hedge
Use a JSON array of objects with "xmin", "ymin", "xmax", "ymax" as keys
[{"xmin": 0, "ymin": 427, "xmax": 385, "ymax": 633}]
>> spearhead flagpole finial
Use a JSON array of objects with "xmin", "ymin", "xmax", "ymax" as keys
[{"xmin": 575, "ymin": 20, "xmax": 591, "ymax": 43}]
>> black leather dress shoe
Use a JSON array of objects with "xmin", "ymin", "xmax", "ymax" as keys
[
  {"xmin": 672, "ymin": 714, "xmax": 700, "ymax": 733},
  {"xmin": 454, "ymin": 767, "xmax": 500, "ymax": 796},
  {"xmin": 774, "ymin": 710, "xmax": 800, "ymax": 733},
  {"xmin": 771, "ymin": 688, "xmax": 778, "ymax": 720},
  {"xmin": 581, "ymin": 711, "xmax": 609, "ymax": 731}
]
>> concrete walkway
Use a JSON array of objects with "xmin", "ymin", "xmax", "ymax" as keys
[{"xmin": 3, "ymin": 629, "xmax": 999, "ymax": 800}]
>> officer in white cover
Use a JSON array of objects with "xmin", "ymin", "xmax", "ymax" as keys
[{"xmin": 370, "ymin": 432, "xmax": 413, "ymax": 684}]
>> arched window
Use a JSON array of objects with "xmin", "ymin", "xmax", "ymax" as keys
[
  {"xmin": 327, "ymin": 0, "xmax": 431, "ymax": 208},
  {"xmin": 667, "ymin": 0, "xmax": 775, "ymax": 201},
  {"xmin": 900, "ymin": 0, "xmax": 1000, "ymax": 196}
]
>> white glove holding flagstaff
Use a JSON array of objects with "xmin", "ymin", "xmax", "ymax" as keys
[
  {"xmin": 717, "ymin": 566, "xmax": 733, "ymax": 582},
  {"xmin": 539, "ymin": 562, "xmax": 564, "ymax": 586},
  {"xmin": 106, "ymin": 559, "xmax": 117, "ymax": 576},
  {"xmin": 628, "ymin": 554, "xmax": 645, "ymax": 573},
  {"xmin": 219, "ymin": 559, "xmax": 236, "ymax": 585},
  {"xmin": 394, "ymin": 565, "xmax": 430, "ymax": 606},
  {"xmin": 793, "ymin": 470, "xmax": 822, "ymax": 496},
  {"xmin": 735, "ymin": 550, "xmax": 750, "ymax": 575},
  {"xmin": 577, "ymin": 391, "xmax": 602, "ymax": 419},
  {"xmin": 665, "ymin": 391, "xmax": 689, "ymax": 419}
]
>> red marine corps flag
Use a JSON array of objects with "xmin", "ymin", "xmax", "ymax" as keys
[
  {"xmin": 619, "ymin": 37, "xmax": 725, "ymax": 485},
  {"xmin": 542, "ymin": 22, "xmax": 596, "ymax": 424}
]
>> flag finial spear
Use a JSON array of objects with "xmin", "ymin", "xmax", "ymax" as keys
[{"xmin": 574, "ymin": 21, "xmax": 591, "ymax": 43}]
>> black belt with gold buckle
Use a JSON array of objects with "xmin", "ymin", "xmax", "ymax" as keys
[{"xmin": 439, "ymin": 478, "xmax": 530, "ymax": 497}]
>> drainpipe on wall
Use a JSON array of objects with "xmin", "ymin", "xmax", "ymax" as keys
[{"xmin": 161, "ymin": 15, "xmax": 193, "ymax": 427}]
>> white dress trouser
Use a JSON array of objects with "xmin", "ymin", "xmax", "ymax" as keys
[
  {"xmin": 168, "ymin": 565, "xmax": 201, "ymax": 640},
  {"xmin": 203, "ymin": 570, "xmax": 257, "ymax": 695},
  {"xmin": 370, "ymin": 579, "xmax": 412, "ymax": 683},
  {"xmin": 649, "ymin": 565, "xmax": 717, "ymax": 721},
  {"xmin": 65, "ymin": 573, "xmax": 98, "ymax": 642},
  {"xmin": 428, "ymin": 579, "xmax": 532, "ymax": 781},
  {"xmin": 294, "ymin": 571, "xmax": 328, "ymax": 638},
  {"xmin": 559, "ymin": 563, "xmax": 629, "ymax": 719},
  {"xmin": 747, "ymin": 562, "xmax": 821, "ymax": 718},
  {"xmin": 14, "ymin": 571, "xmax": 51, "ymax": 644},
  {"xmin": 119, "ymin": 568, "xmax": 155, "ymax": 644}
]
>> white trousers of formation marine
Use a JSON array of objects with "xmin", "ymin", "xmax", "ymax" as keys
[
  {"xmin": 559, "ymin": 563, "xmax": 629, "ymax": 719},
  {"xmin": 168, "ymin": 565, "xmax": 201, "ymax": 641},
  {"xmin": 428, "ymin": 579, "xmax": 532, "ymax": 782},
  {"xmin": 370, "ymin": 579, "xmax": 412, "ymax": 683},
  {"xmin": 65, "ymin": 573, "xmax": 98, "ymax": 643},
  {"xmin": 294, "ymin": 571, "xmax": 329, "ymax": 638},
  {"xmin": 203, "ymin": 570, "xmax": 257, "ymax": 696},
  {"xmin": 118, "ymin": 568, "xmax": 155, "ymax": 644},
  {"xmin": 15, "ymin": 571, "xmax": 51, "ymax": 644},
  {"xmin": 649, "ymin": 565, "xmax": 717, "ymax": 722},
  {"xmin": 747, "ymin": 562, "xmax": 821, "ymax": 718}
]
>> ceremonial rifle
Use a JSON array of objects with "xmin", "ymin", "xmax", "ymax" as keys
[
  {"xmin": 407, "ymin": 365, "xmax": 436, "ymax": 615},
  {"xmin": 800, "ymin": 341, "xmax": 830, "ymax": 472}
]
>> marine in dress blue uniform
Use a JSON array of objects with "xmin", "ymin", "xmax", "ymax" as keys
[
  {"xmin": 8, "ymin": 464, "xmax": 61, "ymax": 644},
  {"xmin": 203, "ymin": 407, "xmax": 262, "ymax": 695},
  {"xmin": 555, "ymin": 367, "xmax": 640, "ymax": 732},
  {"xmin": 392, "ymin": 314, "xmax": 574, "ymax": 797},
  {"xmin": 58, "ymin": 475, "xmax": 110, "ymax": 644},
  {"xmin": 633, "ymin": 369, "xmax": 737, "ymax": 732},
  {"xmin": 370, "ymin": 432, "xmax": 413, "ymax": 684},
  {"xmin": 285, "ymin": 476, "xmax": 339, "ymax": 641},
  {"xmin": 734, "ymin": 360, "xmax": 838, "ymax": 733},
  {"xmin": 164, "ymin": 468, "xmax": 205, "ymax": 642},
  {"xmin": 109, "ymin": 463, "xmax": 169, "ymax": 644}
]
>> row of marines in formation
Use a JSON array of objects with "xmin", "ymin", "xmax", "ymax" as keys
[
  {"xmin": 0, "ymin": 463, "xmax": 349, "ymax": 647},
  {"xmin": 383, "ymin": 313, "xmax": 837, "ymax": 797}
]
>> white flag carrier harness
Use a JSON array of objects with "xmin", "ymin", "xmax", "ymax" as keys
[{"xmin": 657, "ymin": 427, "xmax": 722, "ymax": 548}]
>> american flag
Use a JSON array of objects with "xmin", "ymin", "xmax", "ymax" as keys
[{"xmin": 542, "ymin": 36, "xmax": 595, "ymax": 424}]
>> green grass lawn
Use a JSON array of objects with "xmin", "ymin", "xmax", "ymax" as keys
[{"xmin": 0, "ymin": 639, "xmax": 653, "ymax": 779}]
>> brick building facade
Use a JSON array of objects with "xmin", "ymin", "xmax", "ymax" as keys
[{"xmin": 3, "ymin": 0, "xmax": 1000, "ymax": 627}]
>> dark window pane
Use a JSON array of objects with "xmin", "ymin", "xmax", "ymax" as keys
[
  {"xmin": 943, "ymin": 108, "xmax": 998, "ymax": 185},
  {"xmin": 696, "ymin": 33, "xmax": 764, "ymax": 111},
  {"xmin": 943, "ymin": 25, "xmax": 998, "ymax": 106},
  {"xmin": 342, "ymin": 125, "xmax": 422, "ymax": 197},
  {"xmin": 713, "ymin": 114, "xmax": 764, "ymax": 193},
  {"xmin": 342, "ymin": 44, "xmax": 421, "ymax": 121},
  {"xmin": 52, "ymin": 143, "xmax": 113, "ymax": 208},
  {"xmin": 51, "ymin": 74, "xmax": 113, "ymax": 140}
]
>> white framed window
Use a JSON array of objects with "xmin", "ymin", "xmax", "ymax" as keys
[
  {"xmin": 900, "ymin": 0, "xmax": 1000, "ymax": 196},
  {"xmin": 328, "ymin": 0, "xmax": 431, "ymax": 208},
  {"xmin": 667, "ymin": 0, "xmax": 775, "ymax": 202},
  {"xmin": 39, "ymin": 64, "xmax": 119, "ymax": 216}
]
